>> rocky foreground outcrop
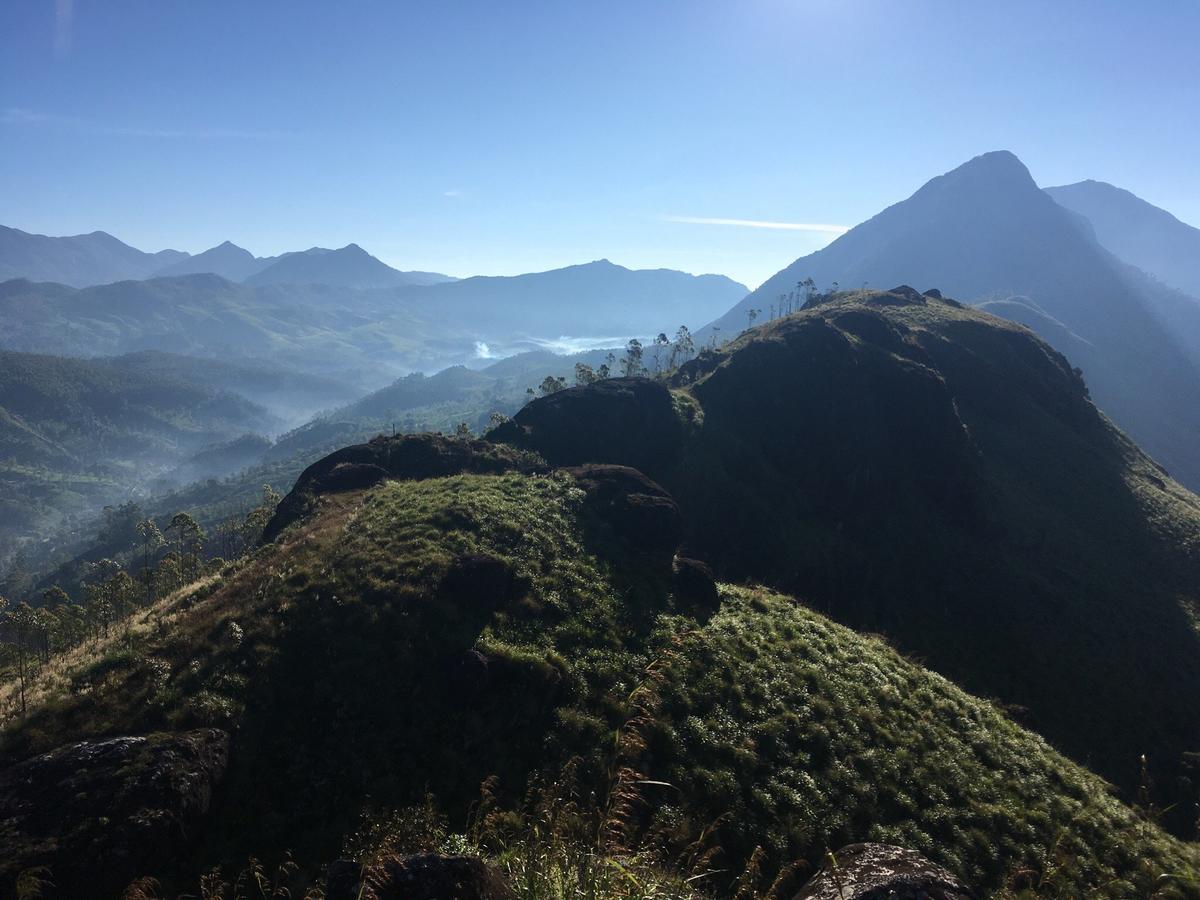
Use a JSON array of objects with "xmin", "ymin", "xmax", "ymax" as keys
[
  {"xmin": 794, "ymin": 843, "xmax": 974, "ymax": 900},
  {"xmin": 0, "ymin": 729, "xmax": 229, "ymax": 898}
]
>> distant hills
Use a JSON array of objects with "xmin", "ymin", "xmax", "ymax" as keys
[
  {"xmin": 0, "ymin": 226, "xmax": 455, "ymax": 289},
  {"xmin": 0, "ymin": 225, "xmax": 188, "ymax": 287},
  {"xmin": 0, "ymin": 348, "xmax": 277, "ymax": 564},
  {"xmin": 1047, "ymin": 179, "xmax": 1200, "ymax": 298},
  {"xmin": 0, "ymin": 261, "xmax": 746, "ymax": 386},
  {"xmin": 408, "ymin": 259, "xmax": 745, "ymax": 337},
  {"xmin": 244, "ymin": 243, "xmax": 453, "ymax": 289},
  {"xmin": 704, "ymin": 150, "xmax": 1200, "ymax": 489},
  {"xmin": 154, "ymin": 240, "xmax": 271, "ymax": 281}
]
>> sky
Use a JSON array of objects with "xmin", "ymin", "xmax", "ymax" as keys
[{"xmin": 2, "ymin": 0, "xmax": 1198, "ymax": 289}]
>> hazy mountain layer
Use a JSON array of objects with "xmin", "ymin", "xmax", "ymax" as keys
[
  {"xmin": 0, "ymin": 261, "xmax": 742, "ymax": 382},
  {"xmin": 243, "ymin": 243, "xmax": 454, "ymax": 289},
  {"xmin": 154, "ymin": 240, "xmax": 273, "ymax": 281},
  {"xmin": 0, "ymin": 349, "xmax": 274, "ymax": 569},
  {"xmin": 0, "ymin": 225, "xmax": 187, "ymax": 288},
  {"xmin": 1048, "ymin": 179, "xmax": 1200, "ymax": 298}
]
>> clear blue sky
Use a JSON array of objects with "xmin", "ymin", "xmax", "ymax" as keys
[{"xmin": 2, "ymin": 0, "xmax": 1197, "ymax": 288}]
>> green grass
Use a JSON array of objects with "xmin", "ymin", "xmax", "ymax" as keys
[{"xmin": 3, "ymin": 471, "xmax": 1198, "ymax": 897}]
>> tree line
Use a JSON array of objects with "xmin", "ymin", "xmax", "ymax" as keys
[{"xmin": 0, "ymin": 485, "xmax": 280, "ymax": 718}]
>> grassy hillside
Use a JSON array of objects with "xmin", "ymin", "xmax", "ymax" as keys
[
  {"xmin": 494, "ymin": 288, "xmax": 1200, "ymax": 827},
  {"xmin": 3, "ymin": 462, "xmax": 1198, "ymax": 896}
]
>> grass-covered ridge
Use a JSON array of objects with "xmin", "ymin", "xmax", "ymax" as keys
[
  {"xmin": 494, "ymin": 288, "xmax": 1200, "ymax": 827},
  {"xmin": 3, "ymin": 467, "xmax": 1198, "ymax": 895}
]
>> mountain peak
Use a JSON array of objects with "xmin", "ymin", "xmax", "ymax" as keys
[{"xmin": 939, "ymin": 150, "xmax": 1036, "ymax": 190}]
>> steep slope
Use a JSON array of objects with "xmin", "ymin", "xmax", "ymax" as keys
[
  {"xmin": 495, "ymin": 288, "xmax": 1200, "ymax": 822},
  {"xmin": 1, "ymin": 438, "xmax": 1195, "ymax": 897},
  {"xmin": 1047, "ymin": 180, "xmax": 1200, "ymax": 298},
  {"xmin": 153, "ymin": 240, "xmax": 273, "ymax": 281},
  {"xmin": 245, "ymin": 243, "xmax": 452, "ymax": 288},
  {"xmin": 704, "ymin": 151, "xmax": 1200, "ymax": 489},
  {"xmin": 0, "ymin": 225, "xmax": 188, "ymax": 287}
]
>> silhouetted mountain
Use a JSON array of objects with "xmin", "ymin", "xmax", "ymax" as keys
[
  {"xmin": 704, "ymin": 151, "xmax": 1200, "ymax": 488},
  {"xmin": 0, "ymin": 225, "xmax": 188, "ymax": 287},
  {"xmin": 154, "ymin": 240, "xmax": 273, "ymax": 281},
  {"xmin": 1047, "ymin": 180, "xmax": 1200, "ymax": 298},
  {"xmin": 245, "ymin": 243, "xmax": 453, "ymax": 289}
]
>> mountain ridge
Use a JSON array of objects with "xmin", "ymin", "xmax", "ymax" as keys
[
  {"xmin": 1046, "ymin": 179, "xmax": 1200, "ymax": 299},
  {"xmin": 701, "ymin": 150, "xmax": 1200, "ymax": 489}
]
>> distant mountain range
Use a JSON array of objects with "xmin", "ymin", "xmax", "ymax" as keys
[
  {"xmin": 0, "ymin": 260, "xmax": 746, "ymax": 386},
  {"xmin": 0, "ymin": 226, "xmax": 455, "ymax": 289},
  {"xmin": 245, "ymin": 243, "xmax": 453, "ymax": 289},
  {"xmin": 704, "ymin": 150, "xmax": 1200, "ymax": 489},
  {"xmin": 1047, "ymin": 180, "xmax": 1200, "ymax": 299},
  {"xmin": 0, "ymin": 226, "xmax": 188, "ymax": 287}
]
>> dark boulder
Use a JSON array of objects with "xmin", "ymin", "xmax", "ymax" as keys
[
  {"xmin": 491, "ymin": 378, "xmax": 685, "ymax": 476},
  {"xmin": 672, "ymin": 556, "xmax": 719, "ymax": 616},
  {"xmin": 566, "ymin": 464, "xmax": 682, "ymax": 560},
  {"xmin": 327, "ymin": 853, "xmax": 516, "ymax": 900},
  {"xmin": 0, "ymin": 729, "xmax": 230, "ymax": 899},
  {"xmin": 792, "ymin": 843, "xmax": 974, "ymax": 900},
  {"xmin": 263, "ymin": 433, "xmax": 545, "ymax": 542}
]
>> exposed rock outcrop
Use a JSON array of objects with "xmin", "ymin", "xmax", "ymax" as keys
[
  {"xmin": 0, "ymin": 729, "xmax": 230, "ymax": 898},
  {"xmin": 793, "ymin": 843, "xmax": 974, "ymax": 900}
]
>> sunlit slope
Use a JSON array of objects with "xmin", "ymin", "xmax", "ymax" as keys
[{"xmin": 3, "ymin": 460, "xmax": 1197, "ymax": 895}]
